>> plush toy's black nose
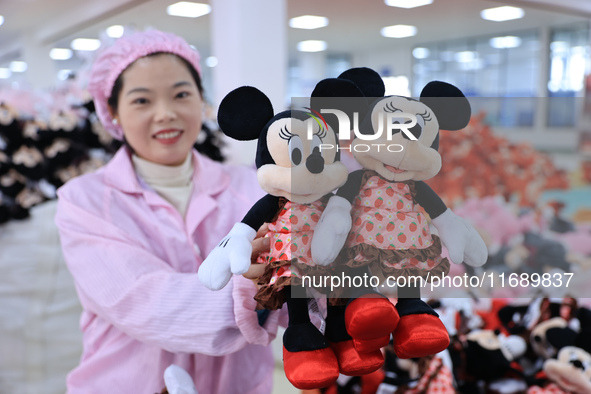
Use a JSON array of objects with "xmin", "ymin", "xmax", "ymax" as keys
[
  {"xmin": 306, "ymin": 148, "xmax": 324, "ymax": 174},
  {"xmin": 571, "ymin": 359, "xmax": 584, "ymax": 370}
]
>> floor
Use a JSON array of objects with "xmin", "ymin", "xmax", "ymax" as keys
[{"xmin": 271, "ymin": 328, "xmax": 300, "ymax": 394}]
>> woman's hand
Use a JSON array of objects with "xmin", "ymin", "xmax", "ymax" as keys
[{"xmin": 243, "ymin": 223, "xmax": 269, "ymax": 281}]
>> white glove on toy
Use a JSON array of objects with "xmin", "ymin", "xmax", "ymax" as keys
[
  {"xmin": 311, "ymin": 195, "xmax": 352, "ymax": 266},
  {"xmin": 198, "ymin": 222, "xmax": 256, "ymax": 290},
  {"xmin": 164, "ymin": 364, "xmax": 198, "ymax": 394},
  {"xmin": 431, "ymin": 208, "xmax": 487, "ymax": 267}
]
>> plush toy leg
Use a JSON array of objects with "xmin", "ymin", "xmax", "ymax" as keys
[
  {"xmin": 325, "ymin": 303, "xmax": 384, "ymax": 376},
  {"xmin": 344, "ymin": 270, "xmax": 399, "ymax": 349},
  {"xmin": 283, "ymin": 289, "xmax": 339, "ymax": 390},
  {"xmin": 352, "ymin": 336, "xmax": 391, "ymax": 354},
  {"xmin": 345, "ymin": 291, "xmax": 399, "ymax": 340},
  {"xmin": 392, "ymin": 284, "xmax": 449, "ymax": 359}
]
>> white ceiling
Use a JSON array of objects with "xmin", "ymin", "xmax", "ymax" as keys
[{"xmin": 0, "ymin": 0, "xmax": 590, "ymax": 67}]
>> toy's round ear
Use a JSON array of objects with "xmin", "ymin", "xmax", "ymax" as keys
[
  {"xmin": 420, "ymin": 81, "xmax": 471, "ymax": 131},
  {"xmin": 311, "ymin": 78, "xmax": 365, "ymax": 99},
  {"xmin": 217, "ymin": 86, "xmax": 274, "ymax": 141},
  {"xmin": 337, "ymin": 67, "xmax": 385, "ymax": 98},
  {"xmin": 310, "ymin": 78, "xmax": 370, "ymax": 137}
]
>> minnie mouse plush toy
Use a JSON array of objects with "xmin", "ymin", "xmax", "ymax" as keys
[
  {"xmin": 312, "ymin": 67, "xmax": 488, "ymax": 360},
  {"xmin": 199, "ymin": 79, "xmax": 388, "ymax": 389}
]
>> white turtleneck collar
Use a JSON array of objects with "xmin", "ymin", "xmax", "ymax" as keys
[{"xmin": 132, "ymin": 152, "xmax": 194, "ymax": 217}]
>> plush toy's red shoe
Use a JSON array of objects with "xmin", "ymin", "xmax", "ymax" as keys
[
  {"xmin": 345, "ymin": 296, "xmax": 399, "ymax": 340},
  {"xmin": 329, "ymin": 339, "xmax": 384, "ymax": 376},
  {"xmin": 392, "ymin": 313, "xmax": 450, "ymax": 359},
  {"xmin": 283, "ymin": 322, "xmax": 339, "ymax": 390},
  {"xmin": 353, "ymin": 335, "xmax": 391, "ymax": 354},
  {"xmin": 283, "ymin": 346, "xmax": 339, "ymax": 389}
]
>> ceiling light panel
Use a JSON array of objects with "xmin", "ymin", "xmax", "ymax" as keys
[
  {"xmin": 106, "ymin": 25, "xmax": 124, "ymax": 38},
  {"xmin": 167, "ymin": 2, "xmax": 211, "ymax": 18},
  {"xmin": 0, "ymin": 68, "xmax": 11, "ymax": 79},
  {"xmin": 50, "ymin": 48, "xmax": 73, "ymax": 60},
  {"xmin": 481, "ymin": 6, "xmax": 524, "ymax": 22},
  {"xmin": 413, "ymin": 47, "xmax": 430, "ymax": 59},
  {"xmin": 385, "ymin": 0, "xmax": 433, "ymax": 9},
  {"xmin": 490, "ymin": 36, "xmax": 522, "ymax": 49},
  {"xmin": 297, "ymin": 40, "xmax": 327, "ymax": 52},
  {"xmin": 381, "ymin": 25, "xmax": 417, "ymax": 38},
  {"xmin": 289, "ymin": 15, "xmax": 329, "ymax": 29},
  {"xmin": 9, "ymin": 61, "xmax": 27, "ymax": 72},
  {"xmin": 71, "ymin": 38, "xmax": 101, "ymax": 51}
]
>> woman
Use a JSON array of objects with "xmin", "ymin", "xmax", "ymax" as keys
[{"xmin": 55, "ymin": 30, "xmax": 283, "ymax": 393}]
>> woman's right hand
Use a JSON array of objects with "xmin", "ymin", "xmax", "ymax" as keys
[{"xmin": 243, "ymin": 223, "xmax": 270, "ymax": 284}]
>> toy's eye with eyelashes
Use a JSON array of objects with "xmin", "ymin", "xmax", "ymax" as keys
[
  {"xmin": 390, "ymin": 112, "xmax": 425, "ymax": 140},
  {"xmin": 383, "ymin": 101, "xmax": 401, "ymax": 113},
  {"xmin": 289, "ymin": 135, "xmax": 303, "ymax": 166}
]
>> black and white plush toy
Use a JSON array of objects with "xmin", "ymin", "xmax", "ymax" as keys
[
  {"xmin": 198, "ymin": 79, "xmax": 391, "ymax": 389},
  {"xmin": 311, "ymin": 67, "xmax": 488, "ymax": 360}
]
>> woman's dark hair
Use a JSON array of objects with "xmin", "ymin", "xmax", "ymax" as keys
[{"xmin": 108, "ymin": 52, "xmax": 224, "ymax": 162}]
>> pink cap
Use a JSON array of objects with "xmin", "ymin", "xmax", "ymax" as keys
[{"xmin": 88, "ymin": 30, "xmax": 202, "ymax": 140}]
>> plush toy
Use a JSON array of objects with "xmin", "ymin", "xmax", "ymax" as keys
[
  {"xmin": 377, "ymin": 342, "xmax": 455, "ymax": 394},
  {"xmin": 529, "ymin": 317, "xmax": 577, "ymax": 361},
  {"xmin": 158, "ymin": 364, "xmax": 198, "ymax": 394},
  {"xmin": 528, "ymin": 346, "xmax": 591, "ymax": 394},
  {"xmin": 0, "ymin": 102, "xmax": 23, "ymax": 155},
  {"xmin": 312, "ymin": 67, "xmax": 488, "ymax": 360},
  {"xmin": 198, "ymin": 80, "xmax": 386, "ymax": 389},
  {"xmin": 459, "ymin": 329, "xmax": 527, "ymax": 392}
]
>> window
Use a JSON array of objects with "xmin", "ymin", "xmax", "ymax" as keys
[
  {"xmin": 547, "ymin": 23, "xmax": 590, "ymax": 127},
  {"xmin": 413, "ymin": 30, "xmax": 539, "ymax": 127}
]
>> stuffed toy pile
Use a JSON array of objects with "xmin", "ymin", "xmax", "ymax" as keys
[
  {"xmin": 0, "ymin": 100, "xmax": 119, "ymax": 223},
  {"xmin": 426, "ymin": 112, "xmax": 570, "ymax": 208}
]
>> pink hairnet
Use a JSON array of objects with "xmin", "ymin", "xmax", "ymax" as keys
[{"xmin": 88, "ymin": 30, "xmax": 202, "ymax": 140}]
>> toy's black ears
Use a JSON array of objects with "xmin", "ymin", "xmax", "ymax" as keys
[
  {"xmin": 311, "ymin": 77, "xmax": 366, "ymax": 99},
  {"xmin": 310, "ymin": 78, "xmax": 370, "ymax": 134},
  {"xmin": 420, "ymin": 81, "xmax": 471, "ymax": 131},
  {"xmin": 217, "ymin": 86, "xmax": 274, "ymax": 141},
  {"xmin": 337, "ymin": 67, "xmax": 385, "ymax": 98}
]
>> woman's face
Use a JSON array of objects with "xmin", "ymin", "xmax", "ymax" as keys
[{"xmin": 112, "ymin": 54, "xmax": 203, "ymax": 166}]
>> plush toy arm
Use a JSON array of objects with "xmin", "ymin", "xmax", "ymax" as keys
[
  {"xmin": 414, "ymin": 181, "xmax": 447, "ymax": 219},
  {"xmin": 198, "ymin": 222, "xmax": 256, "ymax": 290},
  {"xmin": 241, "ymin": 194, "xmax": 281, "ymax": 230},
  {"xmin": 431, "ymin": 208, "xmax": 487, "ymax": 267},
  {"xmin": 311, "ymin": 194, "xmax": 353, "ymax": 266},
  {"xmin": 164, "ymin": 364, "xmax": 198, "ymax": 394},
  {"xmin": 336, "ymin": 170, "xmax": 366, "ymax": 203},
  {"xmin": 310, "ymin": 171, "xmax": 365, "ymax": 266},
  {"xmin": 198, "ymin": 194, "xmax": 279, "ymax": 291}
]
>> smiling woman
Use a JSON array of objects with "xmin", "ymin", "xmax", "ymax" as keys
[
  {"xmin": 108, "ymin": 53, "xmax": 204, "ymax": 166},
  {"xmin": 54, "ymin": 30, "xmax": 284, "ymax": 394}
]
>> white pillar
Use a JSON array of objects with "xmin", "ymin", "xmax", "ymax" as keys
[
  {"xmin": 297, "ymin": 51, "xmax": 327, "ymax": 97},
  {"xmin": 210, "ymin": 0, "xmax": 287, "ymax": 166},
  {"xmin": 20, "ymin": 35, "xmax": 56, "ymax": 90},
  {"xmin": 210, "ymin": 0, "xmax": 287, "ymax": 111}
]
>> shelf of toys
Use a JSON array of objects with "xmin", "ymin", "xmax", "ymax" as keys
[{"xmin": 0, "ymin": 85, "xmax": 121, "ymax": 224}]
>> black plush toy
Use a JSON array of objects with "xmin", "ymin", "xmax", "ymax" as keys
[
  {"xmin": 311, "ymin": 67, "xmax": 488, "ymax": 360},
  {"xmin": 198, "ymin": 79, "xmax": 392, "ymax": 389},
  {"xmin": 0, "ymin": 102, "xmax": 24, "ymax": 155}
]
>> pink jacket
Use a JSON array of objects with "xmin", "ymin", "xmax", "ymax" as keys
[{"xmin": 56, "ymin": 147, "xmax": 284, "ymax": 394}]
